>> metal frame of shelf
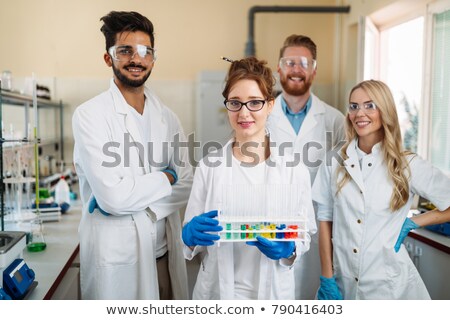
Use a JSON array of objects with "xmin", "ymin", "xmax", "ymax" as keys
[{"xmin": 0, "ymin": 88, "xmax": 64, "ymax": 231}]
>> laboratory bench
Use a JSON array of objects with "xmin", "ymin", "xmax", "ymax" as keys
[
  {"xmin": 23, "ymin": 207, "xmax": 81, "ymax": 300},
  {"xmin": 409, "ymin": 228, "xmax": 450, "ymax": 254}
]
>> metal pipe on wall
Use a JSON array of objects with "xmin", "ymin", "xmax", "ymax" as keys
[{"xmin": 245, "ymin": 5, "xmax": 351, "ymax": 57}]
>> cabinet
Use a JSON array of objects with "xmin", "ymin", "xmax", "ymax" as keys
[
  {"xmin": 405, "ymin": 232, "xmax": 450, "ymax": 299},
  {"xmin": 0, "ymin": 89, "xmax": 64, "ymax": 231}
]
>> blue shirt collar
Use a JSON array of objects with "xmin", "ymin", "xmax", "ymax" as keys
[{"xmin": 281, "ymin": 95, "xmax": 312, "ymax": 116}]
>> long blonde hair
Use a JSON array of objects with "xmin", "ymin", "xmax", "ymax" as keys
[{"xmin": 337, "ymin": 80, "xmax": 411, "ymax": 211}]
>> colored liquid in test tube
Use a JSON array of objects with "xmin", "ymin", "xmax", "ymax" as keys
[
  {"xmin": 226, "ymin": 223, "xmax": 231, "ymax": 239},
  {"xmin": 248, "ymin": 226, "xmax": 254, "ymax": 239},
  {"xmin": 276, "ymin": 225, "xmax": 284, "ymax": 239},
  {"xmin": 291, "ymin": 225, "xmax": 298, "ymax": 238},
  {"xmin": 270, "ymin": 224, "xmax": 276, "ymax": 239}
]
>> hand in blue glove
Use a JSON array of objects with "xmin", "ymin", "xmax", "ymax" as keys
[
  {"xmin": 182, "ymin": 210, "xmax": 223, "ymax": 247},
  {"xmin": 246, "ymin": 236, "xmax": 295, "ymax": 260},
  {"xmin": 394, "ymin": 218, "xmax": 419, "ymax": 252},
  {"xmin": 162, "ymin": 168, "xmax": 178, "ymax": 185},
  {"xmin": 317, "ymin": 276, "xmax": 343, "ymax": 300},
  {"xmin": 88, "ymin": 196, "xmax": 110, "ymax": 216}
]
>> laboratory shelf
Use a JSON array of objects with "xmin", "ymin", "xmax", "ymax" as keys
[
  {"xmin": 0, "ymin": 89, "xmax": 61, "ymax": 109},
  {"xmin": 1, "ymin": 88, "xmax": 65, "ymax": 232}
]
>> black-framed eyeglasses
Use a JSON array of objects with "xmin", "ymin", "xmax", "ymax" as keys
[
  {"xmin": 348, "ymin": 101, "xmax": 377, "ymax": 114},
  {"xmin": 224, "ymin": 99, "xmax": 266, "ymax": 112}
]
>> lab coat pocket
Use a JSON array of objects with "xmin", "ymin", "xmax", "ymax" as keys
[
  {"xmin": 383, "ymin": 247, "xmax": 413, "ymax": 298},
  {"xmin": 93, "ymin": 218, "xmax": 138, "ymax": 267},
  {"xmin": 383, "ymin": 247, "xmax": 401, "ymax": 277}
]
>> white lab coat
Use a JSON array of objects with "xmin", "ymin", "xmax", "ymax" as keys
[
  {"xmin": 72, "ymin": 79, "xmax": 193, "ymax": 300},
  {"xmin": 267, "ymin": 94, "xmax": 345, "ymax": 299},
  {"xmin": 183, "ymin": 140, "xmax": 317, "ymax": 299},
  {"xmin": 312, "ymin": 139, "xmax": 450, "ymax": 299}
]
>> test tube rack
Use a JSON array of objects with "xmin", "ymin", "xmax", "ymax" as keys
[
  {"xmin": 217, "ymin": 183, "xmax": 310, "ymax": 244},
  {"xmin": 218, "ymin": 218, "xmax": 309, "ymax": 242}
]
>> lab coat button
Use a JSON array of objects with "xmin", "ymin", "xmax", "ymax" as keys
[
  {"xmin": 357, "ymin": 219, "xmax": 362, "ymax": 224},
  {"xmin": 353, "ymin": 248, "xmax": 358, "ymax": 253},
  {"xmin": 368, "ymin": 163, "xmax": 372, "ymax": 167},
  {"xmin": 355, "ymin": 277, "xmax": 359, "ymax": 282},
  {"xmin": 351, "ymin": 164, "xmax": 355, "ymax": 168}
]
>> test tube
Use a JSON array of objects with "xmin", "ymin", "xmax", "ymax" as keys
[
  {"xmin": 226, "ymin": 223, "xmax": 231, "ymax": 240},
  {"xmin": 276, "ymin": 225, "xmax": 284, "ymax": 239},
  {"xmin": 248, "ymin": 226, "xmax": 254, "ymax": 239},
  {"xmin": 272, "ymin": 223, "xmax": 278, "ymax": 239},
  {"xmin": 240, "ymin": 224, "xmax": 246, "ymax": 239}
]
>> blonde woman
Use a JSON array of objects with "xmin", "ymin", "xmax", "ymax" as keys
[{"xmin": 312, "ymin": 80, "xmax": 450, "ymax": 299}]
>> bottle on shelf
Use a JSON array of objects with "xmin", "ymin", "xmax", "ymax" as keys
[{"xmin": 54, "ymin": 175, "xmax": 71, "ymax": 213}]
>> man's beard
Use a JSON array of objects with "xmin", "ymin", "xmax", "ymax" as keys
[
  {"xmin": 112, "ymin": 62, "xmax": 152, "ymax": 88},
  {"xmin": 280, "ymin": 73, "xmax": 312, "ymax": 96}
]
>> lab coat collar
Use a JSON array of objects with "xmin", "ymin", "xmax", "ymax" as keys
[
  {"xmin": 109, "ymin": 78, "xmax": 151, "ymax": 115},
  {"xmin": 349, "ymin": 139, "xmax": 383, "ymax": 158},
  {"xmin": 345, "ymin": 139, "xmax": 383, "ymax": 158},
  {"xmin": 271, "ymin": 93, "xmax": 325, "ymax": 139},
  {"xmin": 343, "ymin": 139, "xmax": 365, "ymax": 193},
  {"xmin": 108, "ymin": 79, "xmax": 165, "ymax": 174}
]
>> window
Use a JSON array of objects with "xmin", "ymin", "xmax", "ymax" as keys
[
  {"xmin": 360, "ymin": 0, "xmax": 450, "ymax": 174},
  {"xmin": 428, "ymin": 7, "xmax": 450, "ymax": 173},
  {"xmin": 362, "ymin": 16, "xmax": 424, "ymax": 153}
]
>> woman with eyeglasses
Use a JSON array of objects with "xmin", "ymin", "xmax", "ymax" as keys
[
  {"xmin": 181, "ymin": 57, "xmax": 316, "ymax": 299},
  {"xmin": 313, "ymin": 80, "xmax": 450, "ymax": 299}
]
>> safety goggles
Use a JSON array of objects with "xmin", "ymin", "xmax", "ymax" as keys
[
  {"xmin": 279, "ymin": 56, "xmax": 317, "ymax": 71},
  {"xmin": 348, "ymin": 102, "xmax": 377, "ymax": 114},
  {"xmin": 108, "ymin": 44, "xmax": 157, "ymax": 62}
]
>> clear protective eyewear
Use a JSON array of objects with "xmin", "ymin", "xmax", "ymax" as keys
[
  {"xmin": 279, "ymin": 56, "xmax": 317, "ymax": 71},
  {"xmin": 108, "ymin": 44, "xmax": 157, "ymax": 62},
  {"xmin": 224, "ymin": 99, "xmax": 266, "ymax": 112},
  {"xmin": 348, "ymin": 101, "xmax": 377, "ymax": 114}
]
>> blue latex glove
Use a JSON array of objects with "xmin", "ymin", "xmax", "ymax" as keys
[
  {"xmin": 394, "ymin": 218, "xmax": 419, "ymax": 252},
  {"xmin": 88, "ymin": 196, "xmax": 110, "ymax": 216},
  {"xmin": 182, "ymin": 210, "xmax": 223, "ymax": 247},
  {"xmin": 246, "ymin": 236, "xmax": 295, "ymax": 260},
  {"xmin": 162, "ymin": 168, "xmax": 178, "ymax": 185},
  {"xmin": 317, "ymin": 276, "xmax": 343, "ymax": 300}
]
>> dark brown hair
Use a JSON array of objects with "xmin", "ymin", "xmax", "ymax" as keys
[
  {"xmin": 222, "ymin": 57, "xmax": 275, "ymax": 100},
  {"xmin": 100, "ymin": 11, "xmax": 155, "ymax": 51}
]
